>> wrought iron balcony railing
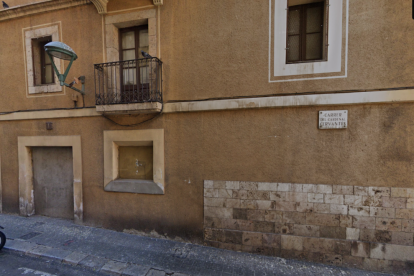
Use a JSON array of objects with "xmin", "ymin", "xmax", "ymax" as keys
[{"xmin": 94, "ymin": 57, "xmax": 162, "ymax": 105}]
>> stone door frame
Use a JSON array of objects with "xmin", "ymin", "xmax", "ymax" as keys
[{"xmin": 18, "ymin": 136, "xmax": 83, "ymax": 223}]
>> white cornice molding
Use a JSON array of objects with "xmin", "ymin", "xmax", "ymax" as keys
[
  {"xmin": 163, "ymin": 90, "xmax": 414, "ymax": 113},
  {"xmin": 0, "ymin": 90, "xmax": 414, "ymax": 121},
  {"xmin": 0, "ymin": 0, "xmax": 91, "ymax": 22}
]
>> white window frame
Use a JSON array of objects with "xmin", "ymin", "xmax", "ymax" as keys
[
  {"xmin": 23, "ymin": 23, "xmax": 63, "ymax": 95},
  {"xmin": 271, "ymin": 0, "xmax": 348, "ymax": 79}
]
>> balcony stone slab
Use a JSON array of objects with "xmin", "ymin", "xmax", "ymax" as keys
[{"xmin": 96, "ymin": 102, "xmax": 162, "ymax": 115}]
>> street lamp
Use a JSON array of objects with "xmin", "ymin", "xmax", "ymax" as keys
[{"xmin": 44, "ymin": 41, "xmax": 85, "ymax": 95}]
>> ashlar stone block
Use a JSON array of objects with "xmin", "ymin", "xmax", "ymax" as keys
[
  {"xmin": 306, "ymin": 213, "xmax": 340, "ymax": 227},
  {"xmin": 370, "ymin": 243, "xmax": 414, "ymax": 262},
  {"xmin": 277, "ymin": 183, "xmax": 291, "ymax": 192},
  {"xmin": 362, "ymin": 196, "xmax": 382, "ymax": 207},
  {"xmin": 293, "ymin": 224, "xmax": 320, "ymax": 237},
  {"xmin": 291, "ymin": 184, "xmax": 303, "ymax": 192},
  {"xmin": 344, "ymin": 195, "xmax": 363, "ymax": 206},
  {"xmin": 282, "ymin": 212, "xmax": 306, "ymax": 224},
  {"xmin": 407, "ymin": 198, "xmax": 414, "ymax": 209},
  {"xmin": 375, "ymin": 218, "xmax": 402, "ymax": 232},
  {"xmin": 281, "ymin": 235, "xmax": 303, "ymax": 251},
  {"xmin": 218, "ymin": 189, "xmax": 233, "ymax": 198},
  {"xmin": 270, "ymin": 191, "xmax": 286, "ymax": 201},
  {"xmin": 213, "ymin": 181, "xmax": 227, "ymax": 189},
  {"xmin": 240, "ymin": 182, "xmax": 258, "ymax": 190},
  {"xmin": 315, "ymin": 184, "xmax": 332, "ymax": 194},
  {"xmin": 240, "ymin": 200, "xmax": 257, "ymax": 209},
  {"xmin": 242, "ymin": 232, "xmax": 263, "ymax": 246},
  {"xmin": 285, "ymin": 192, "xmax": 307, "ymax": 202},
  {"xmin": 302, "ymin": 184, "xmax": 316, "ymax": 193},
  {"xmin": 352, "ymin": 216, "xmax": 376, "ymax": 229},
  {"xmin": 349, "ymin": 206, "xmax": 370, "ymax": 217},
  {"xmin": 340, "ymin": 215, "xmax": 353, "ymax": 228},
  {"xmin": 370, "ymin": 207, "xmax": 395, "ymax": 218},
  {"xmin": 324, "ymin": 194, "xmax": 344, "ymax": 204},
  {"xmin": 257, "ymin": 182, "xmax": 277, "ymax": 191},
  {"xmin": 333, "ymin": 185, "xmax": 354, "ymax": 195},
  {"xmin": 382, "ymin": 197, "xmax": 406, "ymax": 209},
  {"xmin": 314, "ymin": 203, "xmax": 330, "ymax": 213},
  {"xmin": 308, "ymin": 193, "xmax": 324, "ymax": 203},
  {"xmin": 264, "ymin": 210, "xmax": 283, "ymax": 222},
  {"xmin": 391, "ymin": 188, "xmax": 408, "ymax": 198},
  {"xmin": 402, "ymin": 219, "xmax": 414, "ymax": 232},
  {"xmin": 225, "ymin": 181, "xmax": 239, "ymax": 190},
  {"xmin": 296, "ymin": 202, "xmax": 314, "ymax": 213},
  {"xmin": 354, "ymin": 186, "xmax": 368, "ymax": 196},
  {"xmin": 369, "ymin": 187, "xmax": 391, "ymax": 197},
  {"xmin": 396, "ymin": 208, "xmax": 414, "ymax": 219},
  {"xmin": 330, "ymin": 204, "xmax": 348, "ymax": 215},
  {"xmin": 359, "ymin": 229, "xmax": 391, "ymax": 243},
  {"xmin": 346, "ymin": 228, "xmax": 360, "ymax": 240},
  {"xmin": 391, "ymin": 231, "xmax": 414, "ymax": 246},
  {"xmin": 351, "ymin": 241, "xmax": 370, "ymax": 258},
  {"xmin": 262, "ymin": 233, "xmax": 281, "ymax": 248},
  {"xmin": 319, "ymin": 226, "xmax": 346, "ymax": 239},
  {"xmin": 274, "ymin": 201, "xmax": 296, "ymax": 212}
]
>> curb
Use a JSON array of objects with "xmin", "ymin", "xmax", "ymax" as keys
[{"xmin": 3, "ymin": 239, "xmax": 188, "ymax": 276}]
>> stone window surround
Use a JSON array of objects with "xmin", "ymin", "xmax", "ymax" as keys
[
  {"xmin": 23, "ymin": 23, "xmax": 63, "ymax": 95},
  {"xmin": 271, "ymin": 0, "xmax": 348, "ymax": 79},
  {"xmin": 18, "ymin": 136, "xmax": 83, "ymax": 223},
  {"xmin": 104, "ymin": 9, "xmax": 157, "ymax": 63},
  {"xmin": 103, "ymin": 129, "xmax": 165, "ymax": 194}
]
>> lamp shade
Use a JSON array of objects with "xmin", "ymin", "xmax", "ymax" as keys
[{"xmin": 44, "ymin": 41, "xmax": 77, "ymax": 61}]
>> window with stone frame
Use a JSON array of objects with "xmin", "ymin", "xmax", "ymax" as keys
[{"xmin": 286, "ymin": 0, "xmax": 327, "ymax": 63}]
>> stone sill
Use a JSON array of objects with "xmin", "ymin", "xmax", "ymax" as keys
[
  {"xmin": 104, "ymin": 179, "xmax": 164, "ymax": 194},
  {"xmin": 96, "ymin": 102, "xmax": 162, "ymax": 115}
]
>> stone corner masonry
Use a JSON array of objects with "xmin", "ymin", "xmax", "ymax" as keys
[{"xmin": 203, "ymin": 180, "xmax": 414, "ymax": 273}]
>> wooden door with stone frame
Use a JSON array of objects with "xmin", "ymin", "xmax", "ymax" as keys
[{"xmin": 119, "ymin": 25, "xmax": 150, "ymax": 103}]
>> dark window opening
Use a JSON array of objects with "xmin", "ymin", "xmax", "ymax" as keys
[
  {"xmin": 286, "ymin": 1, "xmax": 326, "ymax": 63},
  {"xmin": 119, "ymin": 26, "xmax": 150, "ymax": 102},
  {"xmin": 32, "ymin": 36, "xmax": 54, "ymax": 85}
]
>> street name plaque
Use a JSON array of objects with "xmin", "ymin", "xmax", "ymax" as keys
[{"xmin": 319, "ymin": 110, "xmax": 347, "ymax": 129}]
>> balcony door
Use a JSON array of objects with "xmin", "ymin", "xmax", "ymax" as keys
[{"xmin": 119, "ymin": 25, "xmax": 149, "ymax": 102}]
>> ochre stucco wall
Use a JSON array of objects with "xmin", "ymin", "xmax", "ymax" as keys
[
  {"xmin": 160, "ymin": 0, "xmax": 414, "ymax": 101},
  {"xmin": 0, "ymin": 0, "xmax": 413, "ymax": 110},
  {"xmin": 1, "ymin": 103, "xmax": 414, "ymax": 241},
  {"xmin": 0, "ymin": 0, "xmax": 414, "ymax": 244},
  {"xmin": 0, "ymin": 4, "xmax": 102, "ymax": 111}
]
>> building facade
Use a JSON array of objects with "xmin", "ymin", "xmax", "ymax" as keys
[{"xmin": 0, "ymin": 0, "xmax": 414, "ymax": 273}]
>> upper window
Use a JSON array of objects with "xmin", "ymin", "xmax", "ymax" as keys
[
  {"xmin": 23, "ymin": 23, "xmax": 62, "ymax": 95},
  {"xmin": 32, "ymin": 36, "xmax": 54, "ymax": 85},
  {"xmin": 270, "ymin": 0, "xmax": 348, "ymax": 80},
  {"xmin": 287, "ymin": 1, "xmax": 325, "ymax": 63},
  {"xmin": 119, "ymin": 26, "xmax": 149, "ymax": 62}
]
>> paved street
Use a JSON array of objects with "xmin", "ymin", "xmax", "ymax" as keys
[
  {"xmin": 0, "ymin": 214, "xmax": 397, "ymax": 276},
  {"xmin": 0, "ymin": 251, "xmax": 106, "ymax": 276}
]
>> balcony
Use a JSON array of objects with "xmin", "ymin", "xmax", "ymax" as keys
[{"xmin": 94, "ymin": 57, "xmax": 162, "ymax": 114}]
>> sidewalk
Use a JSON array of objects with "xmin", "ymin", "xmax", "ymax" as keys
[{"xmin": 0, "ymin": 214, "xmax": 393, "ymax": 276}]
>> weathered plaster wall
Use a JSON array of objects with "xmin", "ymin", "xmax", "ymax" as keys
[
  {"xmin": 0, "ymin": 0, "xmax": 413, "ymax": 110},
  {"xmin": 1, "ymin": 103, "xmax": 414, "ymax": 243},
  {"xmin": 0, "ymin": 4, "xmax": 102, "ymax": 111},
  {"xmin": 160, "ymin": 0, "xmax": 414, "ymax": 101}
]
